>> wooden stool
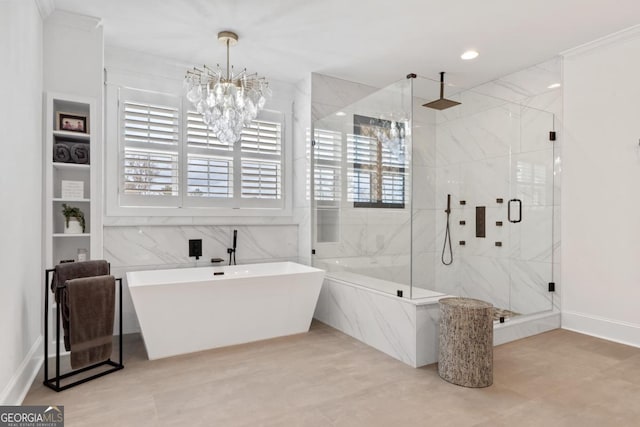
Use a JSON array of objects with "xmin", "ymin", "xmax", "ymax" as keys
[{"xmin": 438, "ymin": 297, "xmax": 493, "ymax": 388}]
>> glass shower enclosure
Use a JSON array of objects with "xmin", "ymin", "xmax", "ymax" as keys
[{"xmin": 311, "ymin": 74, "xmax": 556, "ymax": 319}]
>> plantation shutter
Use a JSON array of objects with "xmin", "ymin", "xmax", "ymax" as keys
[
  {"xmin": 184, "ymin": 109, "xmax": 283, "ymax": 208},
  {"xmin": 238, "ymin": 112, "xmax": 283, "ymax": 208},
  {"xmin": 313, "ymin": 129, "xmax": 342, "ymax": 205},
  {"xmin": 347, "ymin": 133, "xmax": 377, "ymax": 203},
  {"xmin": 119, "ymin": 88, "xmax": 180, "ymax": 207},
  {"xmin": 185, "ymin": 112, "xmax": 234, "ymax": 206}
]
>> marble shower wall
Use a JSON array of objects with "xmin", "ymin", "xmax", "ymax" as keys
[
  {"xmin": 427, "ymin": 57, "xmax": 562, "ymax": 315},
  {"xmin": 311, "ymin": 74, "xmax": 417, "ymax": 284}
]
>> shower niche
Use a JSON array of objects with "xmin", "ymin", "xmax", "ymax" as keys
[{"xmin": 311, "ymin": 72, "xmax": 557, "ymax": 322}]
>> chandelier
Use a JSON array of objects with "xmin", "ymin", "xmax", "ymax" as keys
[
  {"xmin": 183, "ymin": 31, "xmax": 270, "ymax": 145},
  {"xmin": 369, "ymin": 116, "xmax": 406, "ymax": 158}
]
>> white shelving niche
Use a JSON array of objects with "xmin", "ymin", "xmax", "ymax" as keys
[{"xmin": 43, "ymin": 92, "xmax": 102, "ymax": 355}]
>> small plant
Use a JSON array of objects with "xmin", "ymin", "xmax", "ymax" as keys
[{"xmin": 62, "ymin": 203, "xmax": 86, "ymax": 233}]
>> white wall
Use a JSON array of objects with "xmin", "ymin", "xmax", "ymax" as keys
[
  {"xmin": 562, "ymin": 28, "xmax": 640, "ymax": 347},
  {"xmin": 0, "ymin": 0, "xmax": 43, "ymax": 404}
]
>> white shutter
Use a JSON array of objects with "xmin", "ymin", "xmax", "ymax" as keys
[
  {"xmin": 241, "ymin": 160, "xmax": 280, "ymax": 199},
  {"xmin": 119, "ymin": 89, "xmax": 180, "ymax": 207},
  {"xmin": 240, "ymin": 120, "xmax": 281, "ymax": 155},
  {"xmin": 187, "ymin": 155, "xmax": 233, "ymax": 198},
  {"xmin": 347, "ymin": 133, "xmax": 377, "ymax": 203},
  {"xmin": 313, "ymin": 129, "xmax": 342, "ymax": 204},
  {"xmin": 239, "ymin": 115, "xmax": 283, "ymax": 206},
  {"xmin": 185, "ymin": 111, "xmax": 234, "ymax": 205}
]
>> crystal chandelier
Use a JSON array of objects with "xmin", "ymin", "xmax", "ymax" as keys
[
  {"xmin": 183, "ymin": 31, "xmax": 270, "ymax": 145},
  {"xmin": 369, "ymin": 116, "xmax": 406, "ymax": 158}
]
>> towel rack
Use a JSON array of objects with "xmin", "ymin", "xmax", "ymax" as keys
[{"xmin": 43, "ymin": 265, "xmax": 124, "ymax": 392}]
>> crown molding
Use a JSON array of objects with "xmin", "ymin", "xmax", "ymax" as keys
[
  {"xmin": 562, "ymin": 24, "xmax": 640, "ymax": 57},
  {"xmin": 35, "ymin": 0, "xmax": 55, "ymax": 19},
  {"xmin": 47, "ymin": 9, "xmax": 103, "ymax": 32}
]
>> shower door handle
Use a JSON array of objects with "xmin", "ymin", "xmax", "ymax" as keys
[{"xmin": 508, "ymin": 199, "xmax": 522, "ymax": 223}]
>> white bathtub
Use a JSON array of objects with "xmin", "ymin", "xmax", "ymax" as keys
[{"xmin": 127, "ymin": 262, "xmax": 325, "ymax": 360}]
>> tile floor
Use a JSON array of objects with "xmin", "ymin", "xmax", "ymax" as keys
[{"xmin": 23, "ymin": 321, "xmax": 640, "ymax": 426}]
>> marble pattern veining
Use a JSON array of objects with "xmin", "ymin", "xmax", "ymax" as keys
[
  {"xmin": 314, "ymin": 277, "xmax": 443, "ymax": 367},
  {"xmin": 310, "ymin": 56, "xmax": 561, "ymax": 323}
]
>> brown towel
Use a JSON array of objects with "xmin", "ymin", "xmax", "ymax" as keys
[
  {"xmin": 53, "ymin": 260, "xmax": 109, "ymax": 351},
  {"xmin": 66, "ymin": 275, "xmax": 116, "ymax": 369}
]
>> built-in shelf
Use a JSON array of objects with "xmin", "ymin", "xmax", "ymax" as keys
[
  {"xmin": 52, "ymin": 198, "xmax": 90, "ymax": 202},
  {"xmin": 52, "ymin": 162, "xmax": 90, "ymax": 170},
  {"xmin": 52, "ymin": 129, "xmax": 91, "ymax": 140},
  {"xmin": 52, "ymin": 233, "xmax": 91, "ymax": 238}
]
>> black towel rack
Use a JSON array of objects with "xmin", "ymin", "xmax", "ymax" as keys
[{"xmin": 43, "ymin": 266, "xmax": 124, "ymax": 392}]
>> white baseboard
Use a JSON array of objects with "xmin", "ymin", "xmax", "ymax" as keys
[
  {"xmin": 0, "ymin": 336, "xmax": 43, "ymax": 405},
  {"xmin": 562, "ymin": 311, "xmax": 640, "ymax": 348}
]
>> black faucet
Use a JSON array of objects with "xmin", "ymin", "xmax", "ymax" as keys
[{"xmin": 227, "ymin": 229, "xmax": 237, "ymax": 265}]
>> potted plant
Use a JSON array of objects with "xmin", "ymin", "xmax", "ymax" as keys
[{"xmin": 62, "ymin": 203, "xmax": 86, "ymax": 234}]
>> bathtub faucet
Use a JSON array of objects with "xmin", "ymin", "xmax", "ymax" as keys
[{"xmin": 227, "ymin": 229, "xmax": 237, "ymax": 265}]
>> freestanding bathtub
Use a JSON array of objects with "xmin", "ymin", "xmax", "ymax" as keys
[{"xmin": 127, "ymin": 261, "xmax": 325, "ymax": 360}]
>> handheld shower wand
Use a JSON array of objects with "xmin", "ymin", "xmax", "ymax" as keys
[
  {"xmin": 227, "ymin": 229, "xmax": 238, "ymax": 265},
  {"xmin": 441, "ymin": 194, "xmax": 453, "ymax": 265}
]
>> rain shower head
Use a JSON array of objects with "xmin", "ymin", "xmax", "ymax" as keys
[{"xmin": 423, "ymin": 72, "xmax": 461, "ymax": 110}]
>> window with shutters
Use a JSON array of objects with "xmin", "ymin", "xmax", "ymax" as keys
[
  {"xmin": 348, "ymin": 115, "xmax": 406, "ymax": 208},
  {"xmin": 119, "ymin": 88, "xmax": 181, "ymax": 207},
  {"xmin": 313, "ymin": 129, "xmax": 342, "ymax": 207},
  {"xmin": 117, "ymin": 88, "xmax": 284, "ymax": 211}
]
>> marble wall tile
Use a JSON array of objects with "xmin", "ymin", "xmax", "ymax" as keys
[
  {"xmin": 520, "ymin": 105, "xmax": 556, "ymax": 154},
  {"xmin": 315, "ymin": 278, "xmax": 443, "ymax": 367},
  {"xmin": 511, "ymin": 149, "xmax": 555, "ymax": 207},
  {"xmin": 458, "ymin": 255, "xmax": 511, "ymax": 310},
  {"xmin": 411, "ymin": 209, "xmax": 437, "ymax": 253},
  {"xmin": 509, "ymin": 206, "xmax": 554, "ymax": 262},
  {"xmin": 434, "ymin": 165, "xmax": 462, "ymax": 209},
  {"xmin": 509, "ymin": 260, "xmax": 554, "ymax": 314},
  {"xmin": 311, "ymin": 73, "xmax": 378, "ymax": 115},
  {"xmin": 472, "ymin": 57, "xmax": 562, "ymax": 104},
  {"xmin": 415, "ymin": 304, "xmax": 441, "ymax": 366},
  {"xmin": 435, "ymin": 90, "xmax": 508, "ymax": 125},
  {"xmin": 315, "ymin": 279, "xmax": 418, "ymax": 366},
  {"xmin": 460, "ymin": 156, "xmax": 510, "ymax": 207},
  {"xmin": 104, "ymin": 225, "xmax": 298, "ymax": 268},
  {"xmin": 412, "ymin": 166, "xmax": 435, "ymax": 210},
  {"xmin": 412, "ymin": 251, "xmax": 436, "ymax": 290}
]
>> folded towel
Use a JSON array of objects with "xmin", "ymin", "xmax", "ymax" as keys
[
  {"xmin": 70, "ymin": 143, "xmax": 89, "ymax": 164},
  {"xmin": 53, "ymin": 143, "xmax": 71, "ymax": 163},
  {"xmin": 53, "ymin": 260, "xmax": 109, "ymax": 351},
  {"xmin": 67, "ymin": 275, "xmax": 115, "ymax": 369}
]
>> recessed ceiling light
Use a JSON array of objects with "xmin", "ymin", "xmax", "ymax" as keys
[
  {"xmin": 335, "ymin": 111, "xmax": 346, "ymax": 116},
  {"xmin": 461, "ymin": 50, "xmax": 479, "ymax": 60},
  {"xmin": 547, "ymin": 83, "xmax": 561, "ymax": 89}
]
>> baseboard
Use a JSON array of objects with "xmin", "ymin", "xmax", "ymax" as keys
[
  {"xmin": 562, "ymin": 311, "xmax": 640, "ymax": 348},
  {"xmin": 0, "ymin": 336, "xmax": 43, "ymax": 405}
]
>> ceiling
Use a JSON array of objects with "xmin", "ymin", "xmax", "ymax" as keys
[{"xmin": 54, "ymin": 0, "xmax": 640, "ymax": 90}]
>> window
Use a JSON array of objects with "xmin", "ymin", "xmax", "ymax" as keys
[
  {"xmin": 119, "ymin": 89, "xmax": 181, "ymax": 207},
  {"xmin": 313, "ymin": 129, "xmax": 342, "ymax": 206},
  {"xmin": 117, "ymin": 88, "xmax": 284, "ymax": 211},
  {"xmin": 348, "ymin": 115, "xmax": 406, "ymax": 208}
]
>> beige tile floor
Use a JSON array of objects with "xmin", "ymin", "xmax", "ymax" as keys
[{"xmin": 24, "ymin": 321, "xmax": 640, "ymax": 426}]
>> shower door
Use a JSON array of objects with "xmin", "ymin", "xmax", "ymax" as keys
[{"xmin": 507, "ymin": 106, "xmax": 556, "ymax": 315}]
